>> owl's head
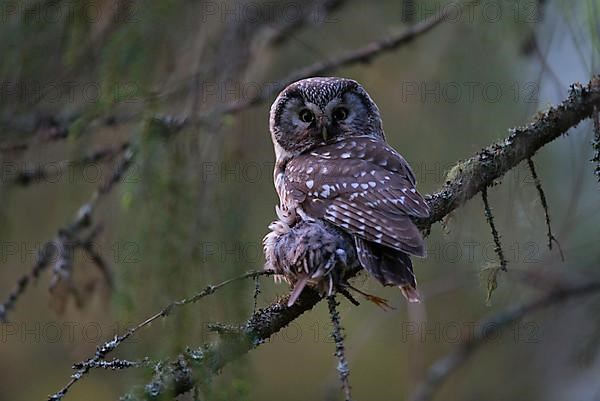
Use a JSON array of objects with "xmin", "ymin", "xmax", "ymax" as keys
[{"xmin": 269, "ymin": 77, "xmax": 384, "ymax": 158}]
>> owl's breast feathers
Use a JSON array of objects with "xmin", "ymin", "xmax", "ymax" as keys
[{"xmin": 282, "ymin": 136, "xmax": 430, "ymax": 257}]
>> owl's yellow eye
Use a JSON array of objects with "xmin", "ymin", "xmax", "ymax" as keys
[
  {"xmin": 299, "ymin": 109, "xmax": 314, "ymax": 123},
  {"xmin": 332, "ymin": 107, "xmax": 348, "ymax": 121}
]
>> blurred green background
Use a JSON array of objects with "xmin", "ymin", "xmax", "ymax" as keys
[{"xmin": 1, "ymin": 0, "xmax": 599, "ymax": 400}]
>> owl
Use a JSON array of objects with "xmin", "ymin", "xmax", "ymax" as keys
[{"xmin": 264, "ymin": 77, "xmax": 429, "ymax": 306}]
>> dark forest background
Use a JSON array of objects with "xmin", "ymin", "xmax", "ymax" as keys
[{"xmin": 1, "ymin": 1, "xmax": 599, "ymax": 400}]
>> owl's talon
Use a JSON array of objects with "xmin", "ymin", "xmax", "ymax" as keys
[
  {"xmin": 346, "ymin": 284, "xmax": 395, "ymax": 311},
  {"xmin": 275, "ymin": 204, "xmax": 296, "ymax": 226},
  {"xmin": 268, "ymin": 218, "xmax": 290, "ymax": 234},
  {"xmin": 364, "ymin": 294, "xmax": 395, "ymax": 311}
]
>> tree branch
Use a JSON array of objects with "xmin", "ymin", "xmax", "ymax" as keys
[
  {"xmin": 1, "ymin": 0, "xmax": 349, "ymax": 328},
  {"xmin": 117, "ymin": 77, "xmax": 600, "ymax": 400},
  {"xmin": 0, "ymin": 147, "xmax": 136, "ymax": 322},
  {"xmin": 216, "ymin": 1, "xmax": 456, "ymax": 115},
  {"xmin": 8, "ymin": 142, "xmax": 129, "ymax": 187},
  {"xmin": 2, "ymin": 0, "xmax": 454, "ymax": 150},
  {"xmin": 120, "ymin": 286, "xmax": 326, "ymax": 401},
  {"xmin": 48, "ymin": 271, "xmax": 274, "ymax": 401},
  {"xmin": 408, "ymin": 279, "xmax": 600, "ymax": 401},
  {"xmin": 416, "ymin": 77, "xmax": 600, "ymax": 230}
]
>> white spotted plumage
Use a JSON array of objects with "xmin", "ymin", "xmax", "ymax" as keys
[{"xmin": 265, "ymin": 77, "xmax": 429, "ymax": 305}]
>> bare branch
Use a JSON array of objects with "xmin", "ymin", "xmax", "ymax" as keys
[
  {"xmin": 0, "ymin": 243, "xmax": 52, "ymax": 322},
  {"xmin": 526, "ymin": 157, "xmax": 564, "ymax": 259},
  {"xmin": 481, "ymin": 187, "xmax": 508, "ymax": 272},
  {"xmin": 0, "ymin": 114, "xmax": 124, "ymax": 153},
  {"xmin": 408, "ymin": 280, "xmax": 600, "ymax": 401},
  {"xmin": 592, "ymin": 105, "xmax": 600, "ymax": 182},
  {"xmin": 3, "ymin": 0, "xmax": 451, "ymax": 149},
  {"xmin": 217, "ymin": 2, "xmax": 456, "ymax": 115},
  {"xmin": 327, "ymin": 295, "xmax": 353, "ymax": 401},
  {"xmin": 0, "ymin": 147, "xmax": 136, "ymax": 322},
  {"xmin": 119, "ymin": 283, "xmax": 327, "ymax": 401},
  {"xmin": 73, "ymin": 358, "xmax": 150, "ymax": 371},
  {"xmin": 8, "ymin": 142, "xmax": 129, "ymax": 187},
  {"xmin": 416, "ymin": 78, "xmax": 600, "ymax": 230},
  {"xmin": 117, "ymin": 77, "xmax": 600, "ymax": 400},
  {"xmin": 480, "ymin": 186, "xmax": 508, "ymax": 303},
  {"xmin": 1, "ymin": 0, "xmax": 346, "ymax": 152},
  {"xmin": 48, "ymin": 270, "xmax": 273, "ymax": 401},
  {"xmin": 252, "ymin": 275, "xmax": 261, "ymax": 314}
]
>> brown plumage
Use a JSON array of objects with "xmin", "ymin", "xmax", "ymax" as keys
[{"xmin": 264, "ymin": 77, "xmax": 429, "ymax": 305}]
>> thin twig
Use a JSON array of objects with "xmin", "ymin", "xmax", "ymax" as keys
[
  {"xmin": 481, "ymin": 187, "xmax": 508, "ymax": 272},
  {"xmin": 9, "ymin": 142, "xmax": 129, "ymax": 187},
  {"xmin": 0, "ymin": 115, "xmax": 69, "ymax": 152},
  {"xmin": 1, "ymin": 0, "xmax": 344, "ymax": 150},
  {"xmin": 526, "ymin": 157, "xmax": 564, "ymax": 260},
  {"xmin": 47, "ymin": 270, "xmax": 273, "ymax": 401},
  {"xmin": 0, "ymin": 114, "xmax": 126, "ymax": 153},
  {"xmin": 0, "ymin": 148, "xmax": 135, "ymax": 322},
  {"xmin": 214, "ymin": 3, "xmax": 455, "ymax": 116},
  {"xmin": 73, "ymin": 358, "xmax": 150, "ymax": 371},
  {"xmin": 253, "ymin": 275, "xmax": 261, "ymax": 314},
  {"xmin": 408, "ymin": 280, "xmax": 600, "ymax": 401},
  {"xmin": 480, "ymin": 187, "xmax": 507, "ymax": 303},
  {"xmin": 592, "ymin": 104, "xmax": 600, "ymax": 182},
  {"xmin": 119, "ymin": 281, "xmax": 333, "ymax": 400},
  {"xmin": 0, "ymin": 240, "xmax": 55, "ymax": 322},
  {"xmin": 1, "ymin": 0, "xmax": 449, "ymax": 155},
  {"xmin": 327, "ymin": 295, "xmax": 353, "ymax": 401},
  {"xmin": 416, "ymin": 79, "xmax": 600, "ymax": 230}
]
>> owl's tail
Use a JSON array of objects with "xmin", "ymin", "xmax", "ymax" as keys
[{"xmin": 354, "ymin": 237, "xmax": 421, "ymax": 303}]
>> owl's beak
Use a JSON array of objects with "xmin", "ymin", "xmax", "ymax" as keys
[
  {"xmin": 321, "ymin": 125, "xmax": 329, "ymax": 141},
  {"xmin": 317, "ymin": 115, "xmax": 329, "ymax": 141}
]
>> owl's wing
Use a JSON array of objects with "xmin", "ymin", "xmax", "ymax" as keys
[{"xmin": 283, "ymin": 137, "xmax": 429, "ymax": 257}]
